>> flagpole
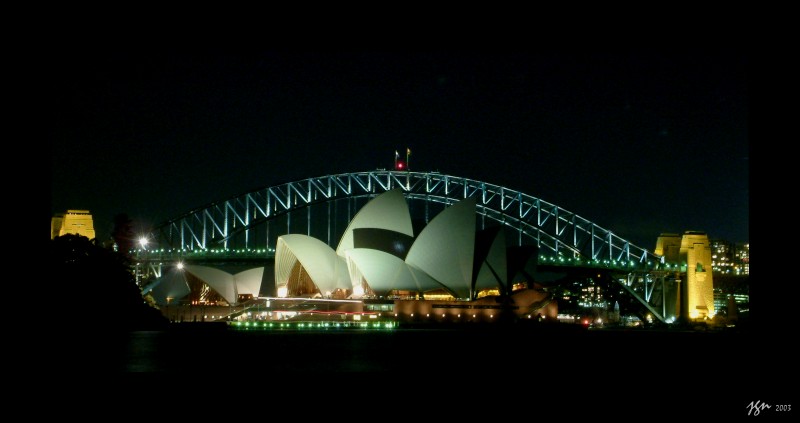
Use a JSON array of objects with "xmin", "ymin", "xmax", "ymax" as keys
[
  {"xmin": 394, "ymin": 150, "xmax": 399, "ymax": 170},
  {"xmin": 406, "ymin": 148, "xmax": 411, "ymax": 171}
]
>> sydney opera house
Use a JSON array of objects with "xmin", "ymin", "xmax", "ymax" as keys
[{"xmin": 150, "ymin": 189, "xmax": 556, "ymax": 322}]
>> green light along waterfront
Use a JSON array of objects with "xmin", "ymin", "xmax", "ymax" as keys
[{"xmin": 228, "ymin": 320, "xmax": 399, "ymax": 331}]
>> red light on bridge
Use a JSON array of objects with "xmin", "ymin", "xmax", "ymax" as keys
[{"xmin": 395, "ymin": 161, "xmax": 405, "ymax": 170}]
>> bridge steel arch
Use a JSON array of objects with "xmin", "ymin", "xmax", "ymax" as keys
[{"xmin": 154, "ymin": 170, "xmax": 663, "ymax": 266}]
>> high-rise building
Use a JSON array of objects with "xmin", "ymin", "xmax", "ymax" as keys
[
  {"xmin": 710, "ymin": 239, "xmax": 735, "ymax": 274},
  {"xmin": 710, "ymin": 239, "xmax": 749, "ymax": 275},
  {"xmin": 51, "ymin": 210, "xmax": 96, "ymax": 240},
  {"xmin": 578, "ymin": 281, "xmax": 607, "ymax": 309},
  {"xmin": 734, "ymin": 243, "xmax": 749, "ymax": 275},
  {"xmin": 710, "ymin": 239, "xmax": 750, "ymax": 276}
]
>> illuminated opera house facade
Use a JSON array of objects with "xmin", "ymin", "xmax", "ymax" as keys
[{"xmin": 151, "ymin": 189, "xmax": 556, "ymax": 322}]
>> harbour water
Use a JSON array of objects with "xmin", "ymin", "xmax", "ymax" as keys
[{"xmin": 63, "ymin": 323, "xmax": 753, "ymax": 372}]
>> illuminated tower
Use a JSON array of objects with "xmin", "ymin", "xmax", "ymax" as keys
[
  {"xmin": 655, "ymin": 233, "xmax": 682, "ymax": 320},
  {"xmin": 51, "ymin": 210, "xmax": 96, "ymax": 240},
  {"xmin": 680, "ymin": 231, "xmax": 715, "ymax": 319},
  {"xmin": 655, "ymin": 233, "xmax": 682, "ymax": 263}
]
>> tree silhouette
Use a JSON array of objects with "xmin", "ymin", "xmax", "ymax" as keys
[
  {"xmin": 50, "ymin": 233, "xmax": 167, "ymax": 331},
  {"xmin": 111, "ymin": 213, "xmax": 135, "ymax": 257}
]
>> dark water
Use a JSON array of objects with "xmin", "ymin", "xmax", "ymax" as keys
[
  {"xmin": 119, "ymin": 327, "xmax": 544, "ymax": 372},
  {"xmin": 49, "ymin": 325, "xmax": 786, "ymax": 420},
  {"xmin": 72, "ymin": 324, "xmax": 756, "ymax": 372}
]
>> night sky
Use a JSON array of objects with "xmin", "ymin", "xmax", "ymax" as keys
[{"xmin": 50, "ymin": 51, "xmax": 748, "ymax": 250}]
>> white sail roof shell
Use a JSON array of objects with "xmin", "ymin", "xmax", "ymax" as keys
[
  {"xmin": 233, "ymin": 267, "xmax": 264, "ymax": 297},
  {"xmin": 336, "ymin": 188, "xmax": 414, "ymax": 258},
  {"xmin": 184, "ymin": 265, "xmax": 237, "ymax": 304},
  {"xmin": 345, "ymin": 248, "xmax": 445, "ymax": 294},
  {"xmin": 405, "ymin": 198, "xmax": 476, "ymax": 299},
  {"xmin": 276, "ymin": 234, "xmax": 350, "ymax": 294},
  {"xmin": 475, "ymin": 228, "xmax": 508, "ymax": 292}
]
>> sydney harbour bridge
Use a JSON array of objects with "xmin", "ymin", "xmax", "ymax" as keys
[{"xmin": 137, "ymin": 170, "xmax": 683, "ymax": 323}]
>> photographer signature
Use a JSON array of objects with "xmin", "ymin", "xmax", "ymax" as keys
[{"xmin": 746, "ymin": 400, "xmax": 771, "ymax": 416}]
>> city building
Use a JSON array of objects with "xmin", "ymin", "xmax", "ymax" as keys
[
  {"xmin": 711, "ymin": 239, "xmax": 749, "ymax": 275},
  {"xmin": 710, "ymin": 239, "xmax": 735, "ymax": 273},
  {"xmin": 713, "ymin": 289, "xmax": 749, "ymax": 317},
  {"xmin": 734, "ymin": 243, "xmax": 749, "ymax": 275},
  {"xmin": 51, "ymin": 209, "xmax": 96, "ymax": 240},
  {"xmin": 578, "ymin": 281, "xmax": 607, "ymax": 309}
]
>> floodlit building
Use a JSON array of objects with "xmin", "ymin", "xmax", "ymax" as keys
[
  {"xmin": 276, "ymin": 189, "xmax": 505, "ymax": 300},
  {"xmin": 51, "ymin": 209, "xmax": 96, "ymax": 240}
]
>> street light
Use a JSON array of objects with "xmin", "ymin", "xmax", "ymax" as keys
[{"xmin": 135, "ymin": 237, "xmax": 149, "ymax": 286}]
